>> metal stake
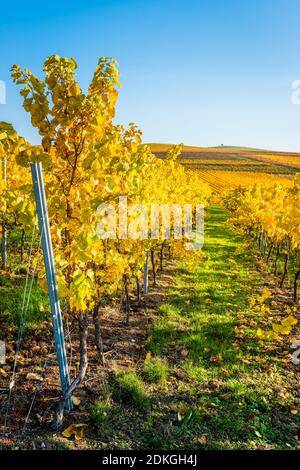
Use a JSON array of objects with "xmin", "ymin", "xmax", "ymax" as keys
[
  {"xmin": 30, "ymin": 162, "xmax": 72, "ymax": 410},
  {"xmin": 1, "ymin": 157, "xmax": 7, "ymax": 270},
  {"xmin": 143, "ymin": 250, "xmax": 149, "ymax": 294}
]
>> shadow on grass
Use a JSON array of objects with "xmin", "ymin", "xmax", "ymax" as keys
[
  {"xmin": 135, "ymin": 206, "xmax": 299, "ymax": 450},
  {"xmin": 88, "ymin": 206, "xmax": 298, "ymax": 450}
]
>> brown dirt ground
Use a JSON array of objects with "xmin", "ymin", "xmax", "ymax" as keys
[{"xmin": 0, "ymin": 262, "xmax": 174, "ymax": 450}]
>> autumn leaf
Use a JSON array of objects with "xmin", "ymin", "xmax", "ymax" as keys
[
  {"xmin": 62, "ymin": 423, "xmax": 88, "ymax": 441},
  {"xmin": 180, "ymin": 348, "xmax": 189, "ymax": 357},
  {"xmin": 256, "ymin": 328, "xmax": 264, "ymax": 338},
  {"xmin": 177, "ymin": 405, "xmax": 187, "ymax": 418},
  {"xmin": 220, "ymin": 367, "xmax": 229, "ymax": 376},
  {"xmin": 209, "ymin": 354, "xmax": 223, "ymax": 363},
  {"xmin": 240, "ymin": 357, "xmax": 251, "ymax": 365},
  {"xmin": 177, "ymin": 407, "xmax": 193, "ymax": 425},
  {"xmin": 72, "ymin": 396, "xmax": 81, "ymax": 406},
  {"xmin": 145, "ymin": 352, "xmax": 152, "ymax": 362},
  {"xmin": 282, "ymin": 316, "xmax": 297, "ymax": 328},
  {"xmin": 198, "ymin": 434, "xmax": 208, "ymax": 445}
]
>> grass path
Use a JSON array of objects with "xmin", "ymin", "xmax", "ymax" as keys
[
  {"xmin": 134, "ymin": 205, "xmax": 299, "ymax": 450},
  {"xmin": 6, "ymin": 205, "xmax": 298, "ymax": 450}
]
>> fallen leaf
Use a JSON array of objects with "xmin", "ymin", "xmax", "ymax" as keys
[
  {"xmin": 180, "ymin": 348, "xmax": 189, "ymax": 357},
  {"xmin": 177, "ymin": 406, "xmax": 187, "ymax": 418},
  {"xmin": 26, "ymin": 372, "xmax": 43, "ymax": 382},
  {"xmin": 198, "ymin": 434, "xmax": 208, "ymax": 445},
  {"xmin": 240, "ymin": 358, "xmax": 251, "ymax": 365},
  {"xmin": 72, "ymin": 396, "xmax": 81, "ymax": 406},
  {"xmin": 62, "ymin": 423, "xmax": 88, "ymax": 441},
  {"xmin": 209, "ymin": 354, "xmax": 223, "ymax": 363},
  {"xmin": 177, "ymin": 407, "xmax": 193, "ymax": 425},
  {"xmin": 291, "ymin": 408, "xmax": 298, "ymax": 415},
  {"xmin": 220, "ymin": 367, "xmax": 229, "ymax": 376}
]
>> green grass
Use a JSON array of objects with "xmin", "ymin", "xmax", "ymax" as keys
[
  {"xmin": 5, "ymin": 207, "xmax": 297, "ymax": 449},
  {"xmin": 0, "ymin": 274, "xmax": 50, "ymax": 331},
  {"xmin": 0, "ymin": 228, "xmax": 50, "ymax": 333},
  {"xmin": 113, "ymin": 371, "xmax": 149, "ymax": 409},
  {"xmin": 91, "ymin": 400, "xmax": 112, "ymax": 435}
]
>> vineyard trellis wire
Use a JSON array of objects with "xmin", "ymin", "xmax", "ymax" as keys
[{"xmin": 1, "ymin": 222, "xmax": 41, "ymax": 448}]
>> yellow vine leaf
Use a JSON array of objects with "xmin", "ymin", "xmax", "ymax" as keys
[
  {"xmin": 72, "ymin": 396, "xmax": 81, "ymax": 406},
  {"xmin": 62, "ymin": 423, "xmax": 88, "ymax": 440},
  {"xmin": 198, "ymin": 434, "xmax": 208, "ymax": 445},
  {"xmin": 145, "ymin": 352, "xmax": 152, "ymax": 362}
]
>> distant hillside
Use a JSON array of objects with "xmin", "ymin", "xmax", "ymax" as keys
[
  {"xmin": 148, "ymin": 143, "xmax": 207, "ymax": 153},
  {"xmin": 147, "ymin": 143, "xmax": 300, "ymax": 174},
  {"xmin": 148, "ymin": 143, "xmax": 300, "ymax": 155}
]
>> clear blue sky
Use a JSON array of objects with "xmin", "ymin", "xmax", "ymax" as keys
[{"xmin": 1, "ymin": 0, "xmax": 300, "ymax": 151}]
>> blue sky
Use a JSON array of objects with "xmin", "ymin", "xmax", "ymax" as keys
[{"xmin": 1, "ymin": 0, "xmax": 300, "ymax": 151}]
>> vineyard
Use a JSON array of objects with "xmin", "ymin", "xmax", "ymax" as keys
[
  {"xmin": 0, "ymin": 56, "xmax": 299, "ymax": 452},
  {"xmin": 152, "ymin": 144, "xmax": 300, "ymax": 193},
  {"xmin": 184, "ymin": 170, "xmax": 293, "ymax": 193}
]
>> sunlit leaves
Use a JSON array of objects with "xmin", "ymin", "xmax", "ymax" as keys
[{"xmin": 10, "ymin": 54, "xmax": 211, "ymax": 315}]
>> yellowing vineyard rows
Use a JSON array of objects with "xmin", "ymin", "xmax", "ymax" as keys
[
  {"xmin": 247, "ymin": 153, "xmax": 300, "ymax": 169},
  {"xmin": 1, "ymin": 56, "xmax": 213, "ymax": 426},
  {"xmin": 180, "ymin": 159, "xmax": 265, "ymax": 166},
  {"xmin": 195, "ymin": 170, "xmax": 292, "ymax": 192},
  {"xmin": 223, "ymin": 175, "xmax": 300, "ymax": 303}
]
